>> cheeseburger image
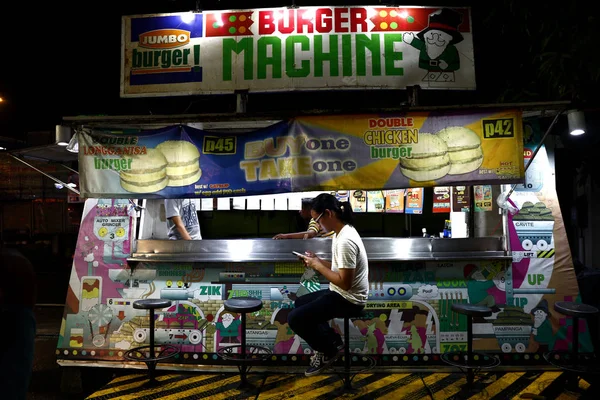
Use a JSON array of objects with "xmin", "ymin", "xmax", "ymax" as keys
[
  {"xmin": 399, "ymin": 133, "xmax": 451, "ymax": 182},
  {"xmin": 120, "ymin": 148, "xmax": 168, "ymax": 193},
  {"xmin": 436, "ymin": 127, "xmax": 484, "ymax": 175},
  {"xmin": 156, "ymin": 140, "xmax": 201, "ymax": 187}
]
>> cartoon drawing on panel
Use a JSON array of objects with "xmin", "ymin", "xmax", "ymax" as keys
[
  {"xmin": 513, "ymin": 202, "xmax": 555, "ymax": 251},
  {"xmin": 271, "ymin": 308, "xmax": 304, "ymax": 354},
  {"xmin": 355, "ymin": 314, "xmax": 388, "ymax": 354},
  {"xmin": 81, "ymin": 276, "xmax": 102, "ymax": 312},
  {"xmin": 93, "ymin": 199, "xmax": 130, "ymax": 265},
  {"xmin": 408, "ymin": 325, "xmax": 425, "ymax": 354},
  {"xmin": 403, "ymin": 8, "xmax": 464, "ymax": 82},
  {"xmin": 530, "ymin": 299, "xmax": 561, "ymax": 352},
  {"xmin": 215, "ymin": 310, "xmax": 240, "ymax": 345},
  {"xmin": 365, "ymin": 323, "xmax": 378, "ymax": 353},
  {"xmin": 464, "ymin": 264, "xmax": 500, "ymax": 313}
]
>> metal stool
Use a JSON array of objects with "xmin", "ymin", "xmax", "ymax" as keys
[
  {"xmin": 334, "ymin": 312, "xmax": 377, "ymax": 391},
  {"xmin": 123, "ymin": 299, "xmax": 180, "ymax": 386},
  {"xmin": 216, "ymin": 297, "xmax": 271, "ymax": 389},
  {"xmin": 441, "ymin": 304, "xmax": 500, "ymax": 388},
  {"xmin": 544, "ymin": 301, "xmax": 600, "ymax": 377}
]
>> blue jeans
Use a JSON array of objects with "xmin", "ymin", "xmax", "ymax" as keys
[{"xmin": 288, "ymin": 289, "xmax": 364, "ymax": 357}]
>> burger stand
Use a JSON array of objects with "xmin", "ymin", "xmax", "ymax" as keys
[{"xmin": 47, "ymin": 6, "xmax": 589, "ymax": 376}]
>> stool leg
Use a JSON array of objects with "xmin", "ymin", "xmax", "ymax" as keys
[
  {"xmin": 239, "ymin": 312, "xmax": 249, "ymax": 388},
  {"xmin": 565, "ymin": 316, "xmax": 580, "ymax": 391},
  {"xmin": 344, "ymin": 317, "xmax": 352, "ymax": 390},
  {"xmin": 466, "ymin": 315, "xmax": 474, "ymax": 387},
  {"xmin": 573, "ymin": 317, "xmax": 579, "ymax": 357},
  {"xmin": 148, "ymin": 309, "xmax": 157, "ymax": 383}
]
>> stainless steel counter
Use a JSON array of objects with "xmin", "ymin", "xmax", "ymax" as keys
[{"xmin": 129, "ymin": 237, "xmax": 510, "ymax": 263}]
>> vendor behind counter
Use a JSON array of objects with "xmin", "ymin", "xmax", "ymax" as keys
[
  {"xmin": 165, "ymin": 199, "xmax": 202, "ymax": 240},
  {"xmin": 140, "ymin": 187, "xmax": 485, "ymax": 240}
]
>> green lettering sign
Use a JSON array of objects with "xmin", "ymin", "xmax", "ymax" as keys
[
  {"xmin": 257, "ymin": 37, "xmax": 282, "ymax": 79},
  {"xmin": 342, "ymin": 35, "xmax": 353, "ymax": 77},
  {"xmin": 223, "ymin": 38, "xmax": 254, "ymax": 81},
  {"xmin": 356, "ymin": 34, "xmax": 381, "ymax": 77},
  {"xmin": 286, "ymin": 35, "xmax": 310, "ymax": 78},
  {"xmin": 384, "ymin": 34, "xmax": 403, "ymax": 76},
  {"xmin": 314, "ymin": 35, "xmax": 339, "ymax": 77}
]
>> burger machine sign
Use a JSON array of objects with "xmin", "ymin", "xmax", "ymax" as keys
[
  {"xmin": 121, "ymin": 6, "xmax": 475, "ymax": 96},
  {"xmin": 78, "ymin": 110, "xmax": 524, "ymax": 199}
]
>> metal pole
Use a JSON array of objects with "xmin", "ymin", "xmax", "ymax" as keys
[
  {"xmin": 149, "ymin": 308, "xmax": 156, "ymax": 382},
  {"xmin": 241, "ymin": 312, "xmax": 247, "ymax": 385},
  {"xmin": 503, "ymin": 108, "xmax": 566, "ymax": 200},
  {"xmin": 7, "ymin": 153, "xmax": 80, "ymax": 196},
  {"xmin": 59, "ymin": 163, "xmax": 79, "ymax": 174}
]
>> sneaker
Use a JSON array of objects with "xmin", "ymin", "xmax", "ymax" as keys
[{"xmin": 305, "ymin": 351, "xmax": 340, "ymax": 376}]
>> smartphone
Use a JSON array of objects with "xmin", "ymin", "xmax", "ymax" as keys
[{"xmin": 292, "ymin": 251, "xmax": 307, "ymax": 258}]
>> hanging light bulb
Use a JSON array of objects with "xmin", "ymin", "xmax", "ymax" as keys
[{"xmin": 567, "ymin": 109, "xmax": 586, "ymax": 136}]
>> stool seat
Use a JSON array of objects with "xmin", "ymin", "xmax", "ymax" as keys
[
  {"xmin": 452, "ymin": 303, "xmax": 492, "ymax": 317},
  {"xmin": 224, "ymin": 297, "xmax": 263, "ymax": 313},
  {"xmin": 133, "ymin": 299, "xmax": 172, "ymax": 310},
  {"xmin": 554, "ymin": 301, "xmax": 599, "ymax": 317}
]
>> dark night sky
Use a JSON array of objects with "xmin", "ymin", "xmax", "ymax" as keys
[{"xmin": 0, "ymin": 0, "xmax": 596, "ymax": 142}]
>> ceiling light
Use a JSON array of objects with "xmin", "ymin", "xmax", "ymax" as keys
[
  {"xmin": 56, "ymin": 125, "xmax": 72, "ymax": 146},
  {"xmin": 66, "ymin": 134, "xmax": 79, "ymax": 153},
  {"xmin": 567, "ymin": 109, "xmax": 586, "ymax": 136}
]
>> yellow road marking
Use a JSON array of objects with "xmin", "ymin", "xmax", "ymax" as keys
[
  {"xmin": 90, "ymin": 374, "xmax": 219, "ymax": 400},
  {"xmin": 426, "ymin": 376, "xmax": 468, "ymax": 400},
  {"xmin": 107, "ymin": 374, "xmax": 147, "ymax": 384},
  {"xmin": 160, "ymin": 375, "xmax": 243, "ymax": 400},
  {"xmin": 515, "ymin": 371, "xmax": 563, "ymax": 398},
  {"xmin": 258, "ymin": 374, "xmax": 334, "ymax": 398},
  {"xmin": 378, "ymin": 373, "xmax": 429, "ymax": 399},
  {"xmin": 363, "ymin": 373, "xmax": 412, "ymax": 392},
  {"xmin": 467, "ymin": 372, "xmax": 525, "ymax": 400},
  {"xmin": 87, "ymin": 373, "xmax": 178, "ymax": 398}
]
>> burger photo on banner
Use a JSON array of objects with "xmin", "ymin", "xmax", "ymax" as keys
[
  {"xmin": 120, "ymin": 140, "xmax": 201, "ymax": 194},
  {"xmin": 399, "ymin": 127, "xmax": 483, "ymax": 182}
]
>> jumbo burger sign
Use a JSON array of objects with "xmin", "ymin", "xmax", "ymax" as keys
[{"xmin": 121, "ymin": 6, "xmax": 475, "ymax": 97}]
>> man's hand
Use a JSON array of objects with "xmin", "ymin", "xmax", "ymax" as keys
[
  {"xmin": 403, "ymin": 32, "xmax": 414, "ymax": 44},
  {"xmin": 273, "ymin": 233, "xmax": 288, "ymax": 240},
  {"xmin": 439, "ymin": 60, "xmax": 448, "ymax": 70}
]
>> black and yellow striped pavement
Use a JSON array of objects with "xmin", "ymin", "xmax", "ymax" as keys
[{"xmin": 85, "ymin": 370, "xmax": 597, "ymax": 400}]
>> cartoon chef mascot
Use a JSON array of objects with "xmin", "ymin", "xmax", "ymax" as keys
[{"xmin": 403, "ymin": 8, "xmax": 464, "ymax": 82}]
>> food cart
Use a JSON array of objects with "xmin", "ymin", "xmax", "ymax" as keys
[{"xmin": 46, "ymin": 5, "xmax": 588, "ymax": 373}]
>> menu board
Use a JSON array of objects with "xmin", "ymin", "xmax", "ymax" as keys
[
  {"xmin": 384, "ymin": 189, "xmax": 405, "ymax": 213},
  {"xmin": 474, "ymin": 185, "xmax": 493, "ymax": 212},
  {"xmin": 452, "ymin": 186, "xmax": 471, "ymax": 212},
  {"xmin": 350, "ymin": 190, "xmax": 367, "ymax": 212},
  {"xmin": 367, "ymin": 191, "xmax": 385, "ymax": 212},
  {"xmin": 405, "ymin": 188, "xmax": 424, "ymax": 214},
  {"xmin": 432, "ymin": 187, "xmax": 451, "ymax": 213}
]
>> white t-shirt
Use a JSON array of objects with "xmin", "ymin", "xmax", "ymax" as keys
[
  {"xmin": 164, "ymin": 199, "xmax": 202, "ymax": 240},
  {"xmin": 330, "ymin": 225, "xmax": 369, "ymax": 305}
]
